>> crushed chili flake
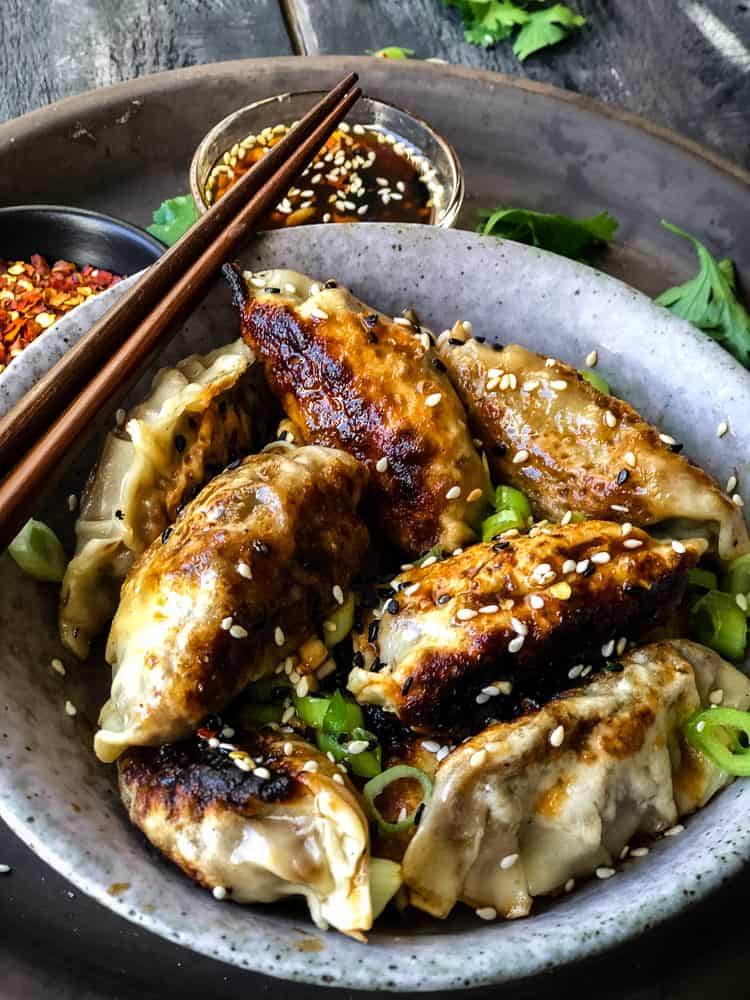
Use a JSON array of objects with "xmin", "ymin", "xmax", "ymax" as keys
[{"xmin": 0, "ymin": 254, "xmax": 123, "ymax": 375}]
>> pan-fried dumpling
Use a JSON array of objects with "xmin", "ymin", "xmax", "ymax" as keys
[
  {"xmin": 119, "ymin": 728, "xmax": 373, "ymax": 936},
  {"xmin": 225, "ymin": 266, "xmax": 491, "ymax": 558},
  {"xmin": 95, "ymin": 445, "xmax": 369, "ymax": 762},
  {"xmin": 439, "ymin": 332, "xmax": 749, "ymax": 561},
  {"xmin": 401, "ymin": 640, "xmax": 750, "ymax": 921},
  {"xmin": 60, "ymin": 340, "xmax": 265, "ymax": 659},
  {"xmin": 349, "ymin": 520, "xmax": 705, "ymax": 732}
]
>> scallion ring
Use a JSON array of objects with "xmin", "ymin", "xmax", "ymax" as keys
[
  {"xmin": 684, "ymin": 707, "xmax": 750, "ymax": 776},
  {"xmin": 689, "ymin": 590, "xmax": 747, "ymax": 661},
  {"xmin": 363, "ymin": 765, "xmax": 432, "ymax": 837}
]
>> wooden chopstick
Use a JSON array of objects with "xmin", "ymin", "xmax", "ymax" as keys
[
  {"xmin": 0, "ymin": 72, "xmax": 359, "ymax": 473},
  {"xmin": 0, "ymin": 80, "xmax": 362, "ymax": 551}
]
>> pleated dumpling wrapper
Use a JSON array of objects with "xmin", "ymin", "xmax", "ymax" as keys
[
  {"xmin": 60, "ymin": 340, "xmax": 265, "ymax": 659},
  {"xmin": 119, "ymin": 729, "xmax": 375, "ymax": 937},
  {"xmin": 225, "ymin": 266, "xmax": 491, "ymax": 558},
  {"xmin": 95, "ymin": 446, "xmax": 369, "ymax": 762},
  {"xmin": 402, "ymin": 640, "xmax": 750, "ymax": 921},
  {"xmin": 438, "ymin": 331, "xmax": 749, "ymax": 561}
]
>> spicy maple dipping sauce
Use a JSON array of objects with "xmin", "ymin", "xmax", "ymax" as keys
[{"xmin": 204, "ymin": 121, "xmax": 446, "ymax": 228}]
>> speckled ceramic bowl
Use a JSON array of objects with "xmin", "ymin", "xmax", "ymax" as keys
[{"xmin": 1, "ymin": 224, "xmax": 749, "ymax": 992}]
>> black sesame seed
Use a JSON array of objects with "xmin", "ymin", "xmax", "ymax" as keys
[
  {"xmin": 352, "ymin": 651, "xmax": 364, "ymax": 668},
  {"xmin": 432, "ymin": 357, "xmax": 447, "ymax": 373},
  {"xmin": 324, "ymin": 280, "xmax": 338, "ymax": 289},
  {"xmin": 253, "ymin": 540, "xmax": 271, "ymax": 556},
  {"xmin": 616, "ymin": 468, "xmax": 629, "ymax": 485},
  {"xmin": 492, "ymin": 343, "xmax": 504, "ymax": 351},
  {"xmin": 581, "ymin": 563, "xmax": 595, "ymax": 577},
  {"xmin": 386, "ymin": 598, "xmax": 400, "ymax": 615},
  {"xmin": 115, "ymin": 509, "xmax": 123, "ymax": 520},
  {"xmin": 174, "ymin": 434, "xmax": 187, "ymax": 454},
  {"xmin": 448, "ymin": 337, "xmax": 464, "ymax": 346},
  {"xmin": 372, "ymin": 658, "xmax": 385, "ymax": 672},
  {"xmin": 492, "ymin": 541, "xmax": 510, "ymax": 551},
  {"xmin": 161, "ymin": 526, "xmax": 173, "ymax": 544},
  {"xmin": 226, "ymin": 458, "xmax": 241, "ymax": 471},
  {"xmin": 670, "ymin": 442, "xmax": 684, "ymax": 453},
  {"xmin": 413, "ymin": 802, "xmax": 425, "ymax": 827},
  {"xmin": 491, "ymin": 443, "xmax": 507, "ymax": 457},
  {"xmin": 264, "ymin": 287, "xmax": 281, "ymax": 294},
  {"xmin": 365, "ymin": 313, "xmax": 378, "ymax": 326},
  {"xmin": 377, "ymin": 586, "xmax": 396, "ymax": 599},
  {"xmin": 368, "ymin": 620, "xmax": 380, "ymax": 643},
  {"xmin": 401, "ymin": 676, "xmax": 414, "ymax": 695},
  {"xmin": 475, "ymin": 336, "xmax": 486, "ymax": 343},
  {"xmin": 436, "ymin": 593, "xmax": 452, "ymax": 605}
]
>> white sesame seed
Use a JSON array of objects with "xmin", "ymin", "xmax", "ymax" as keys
[
  {"xmin": 512, "ymin": 449, "xmax": 529, "ymax": 464},
  {"xmin": 208, "ymin": 736, "xmax": 221, "ymax": 748},
  {"xmin": 585, "ymin": 350, "xmax": 598, "ymax": 367},
  {"xmin": 457, "ymin": 608, "xmax": 478, "ymax": 621},
  {"xmin": 234, "ymin": 758, "xmax": 251, "ymax": 772},
  {"xmin": 624, "ymin": 451, "xmax": 636, "ymax": 468},
  {"xmin": 727, "ymin": 475, "xmax": 738, "ymax": 493},
  {"xmin": 619, "ymin": 844, "xmax": 630, "ymax": 860},
  {"xmin": 545, "ymin": 358, "xmax": 557, "ymax": 368},
  {"xmin": 115, "ymin": 407, "xmax": 127, "ymax": 427},
  {"xmin": 375, "ymin": 456, "xmax": 389, "ymax": 473},
  {"xmin": 564, "ymin": 878, "xmax": 575, "ymax": 892},
  {"xmin": 486, "ymin": 377, "xmax": 501, "ymax": 392},
  {"xmin": 470, "ymin": 749, "xmax": 487, "ymax": 768},
  {"xmin": 560, "ymin": 510, "xmax": 573, "ymax": 527},
  {"xmin": 596, "ymin": 867, "xmax": 616, "ymax": 880},
  {"xmin": 550, "ymin": 379, "xmax": 568, "ymax": 391},
  {"xmin": 508, "ymin": 635, "xmax": 525, "ymax": 654},
  {"xmin": 0, "ymin": 864, "xmax": 10, "ymax": 874},
  {"xmin": 568, "ymin": 664, "xmax": 584, "ymax": 679},
  {"xmin": 604, "ymin": 410, "xmax": 617, "ymax": 428},
  {"xmin": 476, "ymin": 907, "xmax": 497, "ymax": 921},
  {"xmin": 591, "ymin": 551, "xmax": 611, "ymax": 564},
  {"xmin": 249, "ymin": 275, "xmax": 266, "ymax": 288},
  {"xmin": 475, "ymin": 693, "xmax": 490, "ymax": 704},
  {"xmin": 671, "ymin": 540, "xmax": 686, "ymax": 554},
  {"xmin": 510, "ymin": 617, "xmax": 528, "ymax": 636},
  {"xmin": 274, "ymin": 626, "xmax": 285, "ymax": 646},
  {"xmin": 404, "ymin": 582, "xmax": 421, "ymax": 596},
  {"xmin": 737, "ymin": 594, "xmax": 748, "ymax": 612},
  {"xmin": 422, "ymin": 740, "xmax": 441, "ymax": 753},
  {"xmin": 610, "ymin": 504, "xmax": 629, "ymax": 513},
  {"xmin": 296, "ymin": 676, "xmax": 310, "ymax": 697},
  {"xmin": 615, "ymin": 637, "xmax": 627, "ymax": 656},
  {"xmin": 663, "ymin": 824, "xmax": 684, "ymax": 837},
  {"xmin": 522, "ymin": 379, "xmax": 540, "ymax": 391},
  {"xmin": 254, "ymin": 766, "xmax": 271, "ymax": 779},
  {"xmin": 581, "ymin": 665, "xmax": 592, "ymax": 677},
  {"xmin": 445, "ymin": 485, "xmax": 462, "ymax": 500},
  {"xmin": 576, "ymin": 559, "xmax": 590, "ymax": 574},
  {"xmin": 482, "ymin": 685, "xmax": 500, "ymax": 697},
  {"xmin": 467, "ymin": 488, "xmax": 483, "ymax": 503},
  {"xmin": 283, "ymin": 741, "xmax": 294, "ymax": 756},
  {"xmin": 479, "ymin": 604, "xmax": 499, "ymax": 614},
  {"xmin": 421, "ymin": 557, "xmax": 438, "ymax": 569},
  {"xmin": 659, "ymin": 433, "xmax": 677, "ymax": 445},
  {"xmin": 393, "ymin": 316, "xmax": 412, "ymax": 327},
  {"xmin": 347, "ymin": 740, "xmax": 370, "ymax": 755},
  {"xmin": 237, "ymin": 562, "xmax": 252, "ymax": 579},
  {"xmin": 630, "ymin": 847, "xmax": 650, "ymax": 857},
  {"xmin": 51, "ymin": 658, "xmax": 65, "ymax": 676},
  {"xmin": 310, "ymin": 307, "xmax": 328, "ymax": 320},
  {"xmin": 309, "ymin": 282, "xmax": 322, "ymax": 295},
  {"xmin": 717, "ymin": 421, "xmax": 729, "ymax": 438},
  {"xmin": 64, "ymin": 700, "xmax": 77, "ymax": 717},
  {"xmin": 621, "ymin": 522, "xmax": 632, "ymax": 536},
  {"xmin": 549, "ymin": 725, "xmax": 565, "ymax": 747},
  {"xmin": 529, "ymin": 595, "xmax": 545, "ymax": 609},
  {"xmin": 500, "ymin": 853, "xmax": 519, "ymax": 870},
  {"xmin": 709, "ymin": 688, "xmax": 724, "ymax": 705},
  {"xmin": 601, "ymin": 639, "xmax": 616, "ymax": 657},
  {"xmin": 212, "ymin": 886, "xmax": 227, "ymax": 900},
  {"xmin": 696, "ymin": 720, "xmax": 706, "ymax": 733},
  {"xmin": 436, "ymin": 746, "xmax": 450, "ymax": 762},
  {"xmin": 230, "ymin": 624, "xmax": 248, "ymax": 639},
  {"xmin": 281, "ymin": 706, "xmax": 295, "ymax": 724},
  {"xmin": 733, "ymin": 493, "xmax": 744, "ymax": 507},
  {"xmin": 461, "ymin": 321, "xmax": 473, "ymax": 335},
  {"xmin": 284, "ymin": 282, "xmax": 297, "ymax": 294},
  {"xmin": 425, "ymin": 392, "xmax": 443, "ymax": 407},
  {"xmin": 623, "ymin": 538, "xmax": 643, "ymax": 549},
  {"xmin": 562, "ymin": 559, "xmax": 576, "ymax": 574},
  {"xmin": 67, "ymin": 493, "xmax": 78, "ymax": 512},
  {"xmin": 498, "ymin": 681, "xmax": 513, "ymax": 695},
  {"xmin": 332, "ymin": 772, "xmax": 345, "ymax": 784},
  {"xmin": 301, "ymin": 759, "xmax": 320, "ymax": 772},
  {"xmin": 332, "ymin": 584, "xmax": 344, "ymax": 605},
  {"xmin": 220, "ymin": 616, "xmax": 233, "ymax": 631}
]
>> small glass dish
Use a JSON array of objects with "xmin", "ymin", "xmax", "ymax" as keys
[{"xmin": 189, "ymin": 92, "xmax": 464, "ymax": 229}]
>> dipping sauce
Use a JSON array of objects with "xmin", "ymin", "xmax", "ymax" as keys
[
  {"xmin": 204, "ymin": 122, "xmax": 445, "ymax": 228},
  {"xmin": 0, "ymin": 255, "xmax": 122, "ymax": 374}
]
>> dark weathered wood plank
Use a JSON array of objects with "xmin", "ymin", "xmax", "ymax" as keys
[
  {"xmin": 286, "ymin": 0, "xmax": 750, "ymax": 168},
  {"xmin": 0, "ymin": 0, "xmax": 293, "ymax": 124}
]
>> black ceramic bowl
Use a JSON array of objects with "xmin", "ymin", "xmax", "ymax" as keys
[{"xmin": 0, "ymin": 205, "xmax": 164, "ymax": 273}]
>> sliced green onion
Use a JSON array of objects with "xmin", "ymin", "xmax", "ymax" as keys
[
  {"xmin": 7, "ymin": 518, "xmax": 67, "ymax": 582},
  {"xmin": 481, "ymin": 485, "xmax": 532, "ymax": 540},
  {"xmin": 689, "ymin": 590, "xmax": 747, "ymax": 661},
  {"xmin": 580, "ymin": 369, "xmax": 610, "ymax": 395},
  {"xmin": 482, "ymin": 510, "xmax": 524, "ymax": 540},
  {"xmin": 723, "ymin": 553, "xmax": 750, "ymax": 596},
  {"xmin": 363, "ymin": 765, "xmax": 433, "ymax": 837},
  {"xmin": 688, "ymin": 567, "xmax": 719, "ymax": 591},
  {"xmin": 369, "ymin": 858, "xmax": 403, "ymax": 919},
  {"xmin": 315, "ymin": 729, "xmax": 382, "ymax": 778},
  {"xmin": 494, "ymin": 485, "xmax": 532, "ymax": 520},
  {"xmin": 684, "ymin": 707, "xmax": 750, "ymax": 776},
  {"xmin": 570, "ymin": 511, "xmax": 587, "ymax": 523},
  {"xmin": 293, "ymin": 694, "xmax": 331, "ymax": 729},
  {"xmin": 415, "ymin": 544, "xmax": 444, "ymax": 566},
  {"xmin": 323, "ymin": 591, "xmax": 355, "ymax": 648},
  {"xmin": 323, "ymin": 689, "xmax": 365, "ymax": 734},
  {"xmin": 237, "ymin": 703, "xmax": 284, "ymax": 726}
]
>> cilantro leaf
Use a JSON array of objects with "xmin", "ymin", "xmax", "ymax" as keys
[
  {"xmin": 147, "ymin": 195, "xmax": 198, "ymax": 246},
  {"xmin": 513, "ymin": 4, "xmax": 585, "ymax": 60},
  {"xmin": 477, "ymin": 206, "xmax": 618, "ymax": 260},
  {"xmin": 368, "ymin": 46, "xmax": 415, "ymax": 59},
  {"xmin": 655, "ymin": 221, "xmax": 750, "ymax": 368}
]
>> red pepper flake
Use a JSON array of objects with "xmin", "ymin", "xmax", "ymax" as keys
[{"xmin": 0, "ymin": 254, "xmax": 123, "ymax": 374}]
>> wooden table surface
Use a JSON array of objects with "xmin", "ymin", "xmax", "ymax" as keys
[{"xmin": 2, "ymin": 2, "xmax": 750, "ymax": 998}]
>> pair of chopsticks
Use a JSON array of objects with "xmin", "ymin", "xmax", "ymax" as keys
[{"xmin": 0, "ymin": 74, "xmax": 362, "ymax": 552}]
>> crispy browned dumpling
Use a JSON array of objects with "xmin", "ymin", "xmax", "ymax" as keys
[
  {"xmin": 439, "ymin": 332, "xmax": 748, "ymax": 561},
  {"xmin": 119, "ymin": 728, "xmax": 372, "ymax": 936},
  {"xmin": 95, "ymin": 445, "xmax": 369, "ymax": 762},
  {"xmin": 225, "ymin": 267, "xmax": 491, "ymax": 557},
  {"xmin": 349, "ymin": 521, "xmax": 705, "ymax": 732},
  {"xmin": 401, "ymin": 640, "xmax": 750, "ymax": 921}
]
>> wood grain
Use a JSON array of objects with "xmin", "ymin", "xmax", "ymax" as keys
[
  {"xmin": 0, "ymin": 0, "xmax": 293, "ymax": 123},
  {"xmin": 286, "ymin": 0, "xmax": 750, "ymax": 168}
]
